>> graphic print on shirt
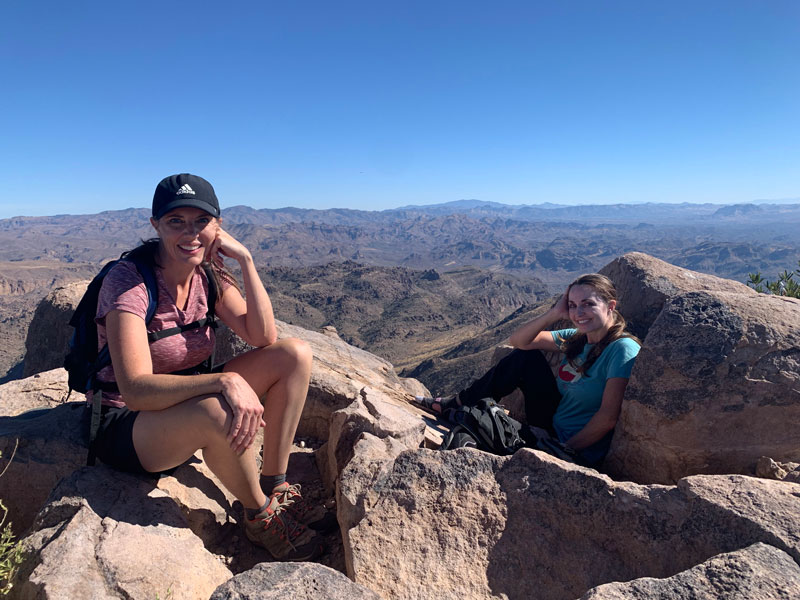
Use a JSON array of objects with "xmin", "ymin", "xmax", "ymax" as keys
[{"xmin": 558, "ymin": 360, "xmax": 582, "ymax": 384}]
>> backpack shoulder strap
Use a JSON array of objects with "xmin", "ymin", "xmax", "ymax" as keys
[{"xmin": 125, "ymin": 255, "xmax": 159, "ymax": 324}]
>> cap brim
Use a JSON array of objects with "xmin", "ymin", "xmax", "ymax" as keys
[{"xmin": 153, "ymin": 199, "xmax": 220, "ymax": 219}]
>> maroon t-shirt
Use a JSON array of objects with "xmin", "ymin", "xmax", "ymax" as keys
[{"xmin": 94, "ymin": 261, "xmax": 220, "ymax": 408}]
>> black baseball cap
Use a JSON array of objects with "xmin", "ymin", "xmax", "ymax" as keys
[{"xmin": 152, "ymin": 173, "xmax": 221, "ymax": 219}]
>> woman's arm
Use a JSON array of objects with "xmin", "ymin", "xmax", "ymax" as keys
[
  {"xmin": 564, "ymin": 377, "xmax": 628, "ymax": 450},
  {"xmin": 209, "ymin": 227, "xmax": 278, "ymax": 347},
  {"xmin": 508, "ymin": 291, "xmax": 569, "ymax": 351},
  {"xmin": 106, "ymin": 309, "xmax": 264, "ymax": 454}
]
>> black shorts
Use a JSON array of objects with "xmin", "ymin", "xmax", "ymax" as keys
[
  {"xmin": 89, "ymin": 405, "xmax": 178, "ymax": 478},
  {"xmin": 88, "ymin": 362, "xmax": 227, "ymax": 477}
]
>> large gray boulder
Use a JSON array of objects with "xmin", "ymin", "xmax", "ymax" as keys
[
  {"xmin": 13, "ymin": 465, "xmax": 232, "ymax": 600},
  {"xmin": 599, "ymin": 252, "xmax": 756, "ymax": 339},
  {"xmin": 605, "ymin": 289, "xmax": 800, "ymax": 483},
  {"xmin": 209, "ymin": 562, "xmax": 381, "ymax": 600},
  {"xmin": 578, "ymin": 543, "xmax": 800, "ymax": 599},
  {"xmin": 339, "ymin": 447, "xmax": 800, "ymax": 600}
]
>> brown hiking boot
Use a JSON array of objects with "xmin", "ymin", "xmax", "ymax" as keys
[
  {"xmin": 270, "ymin": 482, "xmax": 338, "ymax": 533},
  {"xmin": 244, "ymin": 496, "xmax": 324, "ymax": 561}
]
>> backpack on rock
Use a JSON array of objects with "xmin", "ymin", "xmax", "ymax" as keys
[
  {"xmin": 438, "ymin": 397, "xmax": 579, "ymax": 463},
  {"xmin": 439, "ymin": 398, "xmax": 526, "ymax": 455}
]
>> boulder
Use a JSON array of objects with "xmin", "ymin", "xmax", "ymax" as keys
[
  {"xmin": 600, "ymin": 252, "xmax": 756, "ymax": 339},
  {"xmin": 605, "ymin": 289, "xmax": 800, "ymax": 483},
  {"xmin": 22, "ymin": 281, "xmax": 86, "ymax": 378},
  {"xmin": 321, "ymin": 391, "xmax": 426, "ymax": 492},
  {"xmin": 0, "ymin": 385, "xmax": 86, "ymax": 536},
  {"xmin": 13, "ymin": 465, "xmax": 231, "ymax": 600},
  {"xmin": 340, "ymin": 447, "xmax": 800, "ymax": 600},
  {"xmin": 216, "ymin": 321, "xmax": 433, "ymax": 443},
  {"xmin": 156, "ymin": 455, "xmax": 237, "ymax": 549},
  {"xmin": 0, "ymin": 368, "xmax": 70, "ymax": 417},
  {"xmin": 756, "ymin": 456, "xmax": 800, "ymax": 483},
  {"xmin": 209, "ymin": 562, "xmax": 381, "ymax": 600},
  {"xmin": 578, "ymin": 543, "xmax": 800, "ymax": 599}
]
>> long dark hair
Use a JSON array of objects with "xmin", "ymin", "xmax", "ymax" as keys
[
  {"xmin": 557, "ymin": 273, "xmax": 640, "ymax": 376},
  {"xmin": 122, "ymin": 238, "xmax": 240, "ymax": 304}
]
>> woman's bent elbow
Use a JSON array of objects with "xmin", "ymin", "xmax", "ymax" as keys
[{"xmin": 247, "ymin": 329, "xmax": 278, "ymax": 348}]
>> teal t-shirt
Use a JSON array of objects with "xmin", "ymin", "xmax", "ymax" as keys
[{"xmin": 549, "ymin": 328, "xmax": 640, "ymax": 464}]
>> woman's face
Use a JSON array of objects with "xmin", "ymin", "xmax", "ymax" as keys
[
  {"xmin": 150, "ymin": 207, "xmax": 217, "ymax": 269},
  {"xmin": 567, "ymin": 284, "xmax": 617, "ymax": 341}
]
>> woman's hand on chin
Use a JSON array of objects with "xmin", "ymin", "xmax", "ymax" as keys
[
  {"xmin": 207, "ymin": 226, "xmax": 252, "ymax": 266},
  {"xmin": 219, "ymin": 372, "xmax": 265, "ymax": 454}
]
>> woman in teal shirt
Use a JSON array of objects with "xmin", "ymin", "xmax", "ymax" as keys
[{"xmin": 417, "ymin": 273, "xmax": 640, "ymax": 466}]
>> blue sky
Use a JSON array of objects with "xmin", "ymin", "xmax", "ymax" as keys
[{"xmin": 1, "ymin": 1, "xmax": 798, "ymax": 217}]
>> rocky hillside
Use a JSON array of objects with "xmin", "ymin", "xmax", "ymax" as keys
[
  {"xmin": 2, "ymin": 251, "xmax": 799, "ymax": 599},
  {"xmin": 260, "ymin": 261, "xmax": 550, "ymax": 376}
]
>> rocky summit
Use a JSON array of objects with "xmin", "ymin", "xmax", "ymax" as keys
[{"xmin": 1, "ymin": 252, "xmax": 798, "ymax": 599}]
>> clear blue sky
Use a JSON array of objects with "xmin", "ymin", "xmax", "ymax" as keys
[{"xmin": 1, "ymin": 1, "xmax": 798, "ymax": 217}]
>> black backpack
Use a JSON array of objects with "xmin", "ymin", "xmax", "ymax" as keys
[
  {"xmin": 64, "ymin": 250, "xmax": 218, "ymax": 464},
  {"xmin": 440, "ymin": 398, "xmax": 526, "ymax": 455},
  {"xmin": 439, "ymin": 398, "xmax": 580, "ymax": 463}
]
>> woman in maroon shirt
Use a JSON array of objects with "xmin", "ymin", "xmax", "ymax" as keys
[{"xmin": 95, "ymin": 173, "xmax": 323, "ymax": 561}]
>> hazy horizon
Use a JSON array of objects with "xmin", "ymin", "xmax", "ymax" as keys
[{"xmin": 3, "ymin": 196, "xmax": 800, "ymax": 221}]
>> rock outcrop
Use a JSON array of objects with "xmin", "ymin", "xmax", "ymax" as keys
[
  {"xmin": 14, "ymin": 465, "xmax": 232, "ymax": 600},
  {"xmin": 599, "ymin": 252, "xmax": 757, "ymax": 339},
  {"xmin": 756, "ymin": 456, "xmax": 800, "ymax": 483},
  {"xmin": 209, "ymin": 562, "xmax": 382, "ymax": 600},
  {"xmin": 339, "ymin": 447, "xmax": 800, "ymax": 600},
  {"xmin": 578, "ymin": 543, "xmax": 800, "ymax": 599},
  {"xmin": 22, "ymin": 281, "xmax": 86, "ymax": 378},
  {"xmin": 321, "ymin": 392, "xmax": 426, "ymax": 492},
  {"xmin": 8, "ymin": 252, "xmax": 800, "ymax": 600},
  {"xmin": 215, "ymin": 321, "xmax": 431, "ymax": 442},
  {"xmin": 0, "ymin": 368, "xmax": 70, "ymax": 417},
  {"xmin": 601, "ymin": 254, "xmax": 800, "ymax": 483},
  {"xmin": 0, "ymin": 385, "xmax": 86, "ymax": 537}
]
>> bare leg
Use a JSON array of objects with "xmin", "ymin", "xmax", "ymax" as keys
[
  {"xmin": 132, "ymin": 395, "xmax": 267, "ymax": 509},
  {"xmin": 222, "ymin": 338, "xmax": 312, "ymax": 477}
]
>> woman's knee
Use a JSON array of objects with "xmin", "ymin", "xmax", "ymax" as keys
[
  {"xmin": 272, "ymin": 337, "xmax": 313, "ymax": 371},
  {"xmin": 193, "ymin": 395, "xmax": 233, "ymax": 435}
]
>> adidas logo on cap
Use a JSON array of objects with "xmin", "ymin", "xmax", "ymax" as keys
[{"xmin": 176, "ymin": 184, "xmax": 196, "ymax": 196}]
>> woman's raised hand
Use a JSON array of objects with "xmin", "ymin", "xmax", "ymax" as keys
[
  {"xmin": 219, "ymin": 372, "xmax": 265, "ymax": 454},
  {"xmin": 551, "ymin": 288, "xmax": 571, "ymax": 321},
  {"xmin": 206, "ymin": 225, "xmax": 252, "ymax": 266}
]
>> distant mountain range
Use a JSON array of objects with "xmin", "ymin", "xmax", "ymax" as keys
[{"xmin": 0, "ymin": 200, "xmax": 798, "ymax": 387}]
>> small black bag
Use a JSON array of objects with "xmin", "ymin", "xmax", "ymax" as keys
[{"xmin": 439, "ymin": 398, "xmax": 526, "ymax": 455}]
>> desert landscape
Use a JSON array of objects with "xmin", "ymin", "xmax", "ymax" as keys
[
  {"xmin": 2, "ymin": 200, "xmax": 799, "ymax": 392},
  {"xmin": 1, "ymin": 242, "xmax": 798, "ymax": 599}
]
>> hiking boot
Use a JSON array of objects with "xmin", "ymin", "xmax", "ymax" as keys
[
  {"xmin": 244, "ymin": 498, "xmax": 324, "ymax": 561},
  {"xmin": 270, "ymin": 482, "xmax": 339, "ymax": 533}
]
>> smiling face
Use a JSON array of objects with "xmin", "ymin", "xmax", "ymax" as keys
[
  {"xmin": 567, "ymin": 283, "xmax": 617, "ymax": 343},
  {"xmin": 150, "ymin": 207, "xmax": 217, "ymax": 270}
]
